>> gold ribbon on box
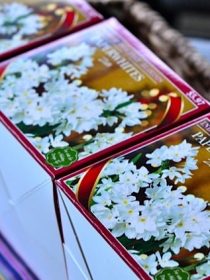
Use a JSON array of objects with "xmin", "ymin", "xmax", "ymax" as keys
[
  {"xmin": 54, "ymin": 9, "xmax": 78, "ymax": 34},
  {"xmin": 76, "ymin": 160, "xmax": 111, "ymax": 209},
  {"xmin": 158, "ymin": 92, "xmax": 184, "ymax": 127}
]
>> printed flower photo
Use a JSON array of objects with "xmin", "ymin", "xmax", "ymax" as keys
[
  {"xmin": 0, "ymin": 1, "xmax": 85, "ymax": 54},
  {"xmin": 66, "ymin": 123, "xmax": 210, "ymax": 279},
  {"xmin": 0, "ymin": 26, "xmax": 195, "ymax": 167}
]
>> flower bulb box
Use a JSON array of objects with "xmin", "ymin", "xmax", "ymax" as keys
[
  {"xmin": 0, "ymin": 18, "xmax": 209, "ymax": 279},
  {"xmin": 0, "ymin": 19, "xmax": 209, "ymax": 185},
  {"xmin": 56, "ymin": 113, "xmax": 210, "ymax": 280},
  {"xmin": 0, "ymin": 120, "xmax": 68, "ymax": 280},
  {"xmin": 0, "ymin": 0, "xmax": 102, "ymax": 62},
  {"xmin": 0, "ymin": 118, "xmax": 90, "ymax": 280}
]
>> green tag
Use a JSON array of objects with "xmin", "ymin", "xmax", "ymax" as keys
[
  {"xmin": 155, "ymin": 268, "xmax": 190, "ymax": 280},
  {"xmin": 46, "ymin": 147, "xmax": 78, "ymax": 168}
]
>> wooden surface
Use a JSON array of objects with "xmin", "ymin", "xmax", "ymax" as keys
[{"xmin": 89, "ymin": 0, "xmax": 210, "ymax": 101}]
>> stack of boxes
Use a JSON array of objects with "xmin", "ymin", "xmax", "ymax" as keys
[{"xmin": 0, "ymin": 1, "xmax": 209, "ymax": 280}]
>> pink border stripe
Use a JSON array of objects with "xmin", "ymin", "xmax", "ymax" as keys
[{"xmin": 0, "ymin": 236, "xmax": 38, "ymax": 280}]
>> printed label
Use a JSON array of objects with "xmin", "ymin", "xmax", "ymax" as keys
[
  {"xmin": 154, "ymin": 268, "xmax": 190, "ymax": 280},
  {"xmin": 46, "ymin": 147, "xmax": 78, "ymax": 168}
]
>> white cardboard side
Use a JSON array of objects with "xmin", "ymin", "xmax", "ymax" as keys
[
  {"xmin": 0, "ymin": 123, "xmax": 49, "ymax": 202},
  {"xmin": 0, "ymin": 171, "xmax": 11, "ymax": 214},
  {"xmin": 0, "ymin": 122, "xmax": 67, "ymax": 279},
  {"xmin": 60, "ymin": 191, "xmax": 139, "ymax": 280},
  {"xmin": 0, "ymin": 205, "xmax": 65, "ymax": 280},
  {"xmin": 64, "ymin": 245, "xmax": 90, "ymax": 280},
  {"xmin": 58, "ymin": 189, "xmax": 92, "ymax": 279},
  {"xmin": 0, "ymin": 181, "xmax": 68, "ymax": 280}
]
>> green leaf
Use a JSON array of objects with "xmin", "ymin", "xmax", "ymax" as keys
[
  {"xmin": 154, "ymin": 160, "xmax": 170, "ymax": 174},
  {"xmin": 111, "ymin": 174, "xmax": 119, "ymax": 182},
  {"xmin": 132, "ymin": 237, "xmax": 167, "ymax": 254},
  {"xmin": 115, "ymin": 100, "xmax": 134, "ymax": 110},
  {"xmin": 130, "ymin": 153, "xmax": 142, "ymax": 165},
  {"xmin": 117, "ymin": 235, "xmax": 132, "ymax": 248},
  {"xmin": 17, "ymin": 122, "xmax": 59, "ymax": 137},
  {"xmin": 117, "ymin": 236, "xmax": 167, "ymax": 254},
  {"xmin": 66, "ymin": 180, "xmax": 74, "ymax": 187}
]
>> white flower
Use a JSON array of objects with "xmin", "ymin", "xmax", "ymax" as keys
[
  {"xmin": 93, "ymin": 191, "xmax": 112, "ymax": 207},
  {"xmin": 47, "ymin": 43, "xmax": 95, "ymax": 78},
  {"xmin": 146, "ymin": 145, "xmax": 169, "ymax": 167},
  {"xmin": 0, "ymin": 3, "xmax": 32, "ymax": 23},
  {"xmin": 162, "ymin": 167, "xmax": 182, "ymax": 181},
  {"xmin": 111, "ymin": 222, "xmax": 136, "ymax": 239},
  {"xmin": 102, "ymin": 158, "xmax": 137, "ymax": 177},
  {"xmin": 27, "ymin": 135, "xmax": 50, "ymax": 154},
  {"xmin": 47, "ymin": 43, "xmax": 95, "ymax": 66},
  {"xmin": 191, "ymin": 260, "xmax": 210, "ymax": 280},
  {"xmin": 184, "ymin": 156, "xmax": 198, "ymax": 172},
  {"xmin": 100, "ymin": 88, "xmax": 148, "ymax": 128},
  {"xmin": 145, "ymin": 184, "xmax": 171, "ymax": 201},
  {"xmin": 178, "ymin": 140, "xmax": 200, "ymax": 158},
  {"xmin": 49, "ymin": 135, "xmax": 68, "ymax": 148},
  {"xmin": 17, "ymin": 14, "xmax": 44, "ymax": 36},
  {"xmin": 118, "ymin": 102, "xmax": 147, "ymax": 128},
  {"xmin": 0, "ymin": 2, "xmax": 46, "ymax": 53},
  {"xmin": 130, "ymin": 214, "xmax": 157, "ymax": 240},
  {"xmin": 156, "ymin": 252, "xmax": 178, "ymax": 268},
  {"xmin": 101, "ymin": 88, "xmax": 132, "ymax": 111},
  {"xmin": 80, "ymin": 129, "xmax": 132, "ymax": 158},
  {"xmin": 132, "ymin": 253, "xmax": 158, "ymax": 275},
  {"xmin": 118, "ymin": 171, "xmax": 140, "ymax": 191},
  {"xmin": 162, "ymin": 166, "xmax": 192, "ymax": 184},
  {"xmin": 115, "ymin": 199, "xmax": 141, "ymax": 222},
  {"xmin": 161, "ymin": 235, "xmax": 183, "ymax": 254},
  {"xmin": 91, "ymin": 204, "xmax": 118, "ymax": 230},
  {"xmin": 137, "ymin": 166, "xmax": 159, "ymax": 188},
  {"xmin": 95, "ymin": 178, "xmax": 114, "ymax": 194}
]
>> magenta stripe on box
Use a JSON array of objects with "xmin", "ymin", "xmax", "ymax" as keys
[{"xmin": 0, "ymin": 233, "xmax": 38, "ymax": 280}]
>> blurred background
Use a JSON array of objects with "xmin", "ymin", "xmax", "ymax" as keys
[
  {"xmin": 88, "ymin": 0, "xmax": 210, "ymax": 100},
  {"xmin": 143, "ymin": 0, "xmax": 210, "ymax": 61}
]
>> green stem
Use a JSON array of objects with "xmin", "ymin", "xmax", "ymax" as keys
[
  {"xmin": 4, "ymin": 12, "xmax": 33, "ymax": 26},
  {"xmin": 101, "ymin": 100, "xmax": 134, "ymax": 118},
  {"xmin": 72, "ymin": 139, "xmax": 94, "ymax": 150},
  {"xmin": 130, "ymin": 153, "xmax": 142, "ymax": 165},
  {"xmin": 154, "ymin": 160, "xmax": 170, "ymax": 174},
  {"xmin": 115, "ymin": 100, "xmax": 134, "ymax": 110},
  {"xmin": 183, "ymin": 259, "xmax": 207, "ymax": 272}
]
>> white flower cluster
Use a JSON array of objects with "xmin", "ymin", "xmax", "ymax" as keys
[
  {"xmin": 26, "ymin": 134, "xmax": 69, "ymax": 154},
  {"xmin": 90, "ymin": 141, "xmax": 210, "ymax": 276},
  {"xmin": 0, "ymin": 2, "xmax": 46, "ymax": 53},
  {"xmin": 79, "ymin": 128, "xmax": 133, "ymax": 158},
  {"xmin": 100, "ymin": 88, "xmax": 147, "ymax": 127},
  {"xmin": 47, "ymin": 43, "xmax": 95, "ymax": 79},
  {"xmin": 191, "ymin": 253, "xmax": 210, "ymax": 280},
  {"xmin": 0, "ymin": 43, "xmax": 148, "ymax": 156},
  {"xmin": 147, "ymin": 140, "xmax": 200, "ymax": 183}
]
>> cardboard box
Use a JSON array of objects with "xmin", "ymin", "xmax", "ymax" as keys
[
  {"xmin": 0, "ymin": 0, "xmax": 102, "ymax": 61},
  {"xmin": 0, "ymin": 120, "xmax": 68, "ymax": 279},
  {"xmin": 56, "ymin": 113, "xmax": 210, "ymax": 280},
  {"xmin": 0, "ymin": 18, "xmax": 209, "ymax": 279},
  {"xmin": 0, "ymin": 19, "xmax": 209, "ymax": 178}
]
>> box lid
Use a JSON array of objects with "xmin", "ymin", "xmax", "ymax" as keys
[
  {"xmin": 0, "ymin": 18, "xmax": 209, "ymax": 178},
  {"xmin": 57, "ymin": 113, "xmax": 210, "ymax": 280},
  {"xmin": 0, "ymin": 0, "xmax": 102, "ymax": 61}
]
